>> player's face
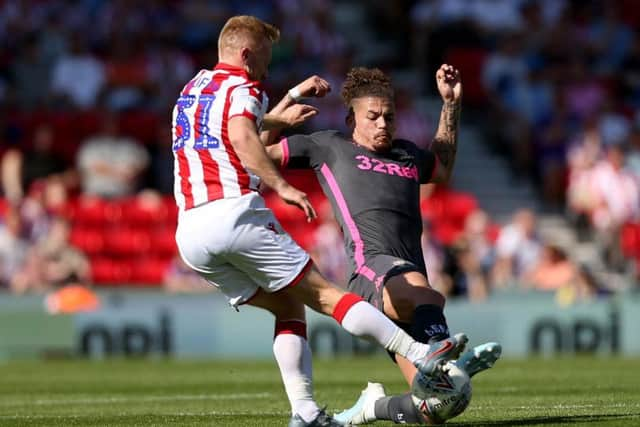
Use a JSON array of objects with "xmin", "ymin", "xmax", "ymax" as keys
[
  {"xmin": 352, "ymin": 97, "xmax": 396, "ymax": 152},
  {"xmin": 245, "ymin": 39, "xmax": 272, "ymax": 81}
]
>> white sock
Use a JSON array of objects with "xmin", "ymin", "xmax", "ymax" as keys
[
  {"xmin": 339, "ymin": 300, "xmax": 398, "ymax": 344},
  {"xmin": 384, "ymin": 328, "xmax": 431, "ymax": 364},
  {"xmin": 273, "ymin": 325, "xmax": 319, "ymax": 423},
  {"xmin": 335, "ymin": 295, "xmax": 429, "ymax": 364}
]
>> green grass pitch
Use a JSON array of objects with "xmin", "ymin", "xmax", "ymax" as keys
[{"xmin": 1, "ymin": 356, "xmax": 639, "ymax": 426}]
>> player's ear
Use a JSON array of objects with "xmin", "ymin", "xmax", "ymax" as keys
[{"xmin": 241, "ymin": 47, "xmax": 250, "ymax": 62}]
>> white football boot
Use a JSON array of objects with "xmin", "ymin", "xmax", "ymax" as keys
[
  {"xmin": 455, "ymin": 342, "xmax": 502, "ymax": 377},
  {"xmin": 334, "ymin": 382, "xmax": 386, "ymax": 425}
]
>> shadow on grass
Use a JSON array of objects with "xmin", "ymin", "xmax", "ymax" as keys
[{"xmin": 451, "ymin": 413, "xmax": 640, "ymax": 426}]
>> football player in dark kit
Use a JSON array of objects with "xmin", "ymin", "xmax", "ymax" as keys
[{"xmin": 266, "ymin": 64, "xmax": 501, "ymax": 424}]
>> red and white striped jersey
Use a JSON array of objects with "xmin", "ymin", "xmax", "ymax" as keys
[{"xmin": 172, "ymin": 63, "xmax": 269, "ymax": 210}]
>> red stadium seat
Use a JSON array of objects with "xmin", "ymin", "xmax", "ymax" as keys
[
  {"xmin": 132, "ymin": 257, "xmax": 172, "ymax": 285},
  {"xmin": 621, "ymin": 222, "xmax": 640, "ymax": 258},
  {"xmin": 446, "ymin": 192, "xmax": 479, "ymax": 228},
  {"xmin": 432, "ymin": 221, "xmax": 460, "ymax": 246},
  {"xmin": 105, "ymin": 227, "xmax": 151, "ymax": 256},
  {"xmin": 90, "ymin": 257, "xmax": 134, "ymax": 285},
  {"xmin": 70, "ymin": 227, "xmax": 105, "ymax": 256},
  {"xmin": 150, "ymin": 230, "xmax": 178, "ymax": 257},
  {"xmin": 163, "ymin": 196, "xmax": 179, "ymax": 226},
  {"xmin": 421, "ymin": 194, "xmax": 446, "ymax": 223},
  {"xmin": 120, "ymin": 195, "xmax": 171, "ymax": 226},
  {"xmin": 69, "ymin": 197, "xmax": 123, "ymax": 226}
]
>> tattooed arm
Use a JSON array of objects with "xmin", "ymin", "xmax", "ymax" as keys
[{"xmin": 429, "ymin": 64, "xmax": 462, "ymax": 184}]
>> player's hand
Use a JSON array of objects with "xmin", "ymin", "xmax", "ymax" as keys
[
  {"xmin": 280, "ymin": 104, "xmax": 319, "ymax": 127},
  {"xmin": 275, "ymin": 183, "xmax": 317, "ymax": 222},
  {"xmin": 436, "ymin": 64, "xmax": 462, "ymax": 103},
  {"xmin": 296, "ymin": 75, "xmax": 331, "ymax": 98}
]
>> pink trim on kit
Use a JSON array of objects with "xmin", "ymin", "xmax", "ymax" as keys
[{"xmin": 320, "ymin": 164, "xmax": 375, "ymax": 281}]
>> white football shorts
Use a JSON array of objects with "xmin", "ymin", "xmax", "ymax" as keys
[{"xmin": 175, "ymin": 192, "xmax": 311, "ymax": 307}]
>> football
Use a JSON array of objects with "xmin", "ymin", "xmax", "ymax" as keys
[{"xmin": 411, "ymin": 361, "xmax": 472, "ymax": 424}]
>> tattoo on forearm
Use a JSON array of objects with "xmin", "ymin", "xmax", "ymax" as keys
[{"xmin": 432, "ymin": 100, "xmax": 460, "ymax": 172}]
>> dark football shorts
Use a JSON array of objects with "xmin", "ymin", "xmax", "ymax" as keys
[
  {"xmin": 347, "ymin": 255, "xmax": 425, "ymax": 363},
  {"xmin": 347, "ymin": 254, "xmax": 424, "ymax": 312}
]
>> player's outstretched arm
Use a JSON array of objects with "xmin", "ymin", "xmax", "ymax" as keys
[
  {"xmin": 430, "ymin": 64, "xmax": 462, "ymax": 184},
  {"xmin": 228, "ymin": 115, "xmax": 316, "ymax": 221},
  {"xmin": 261, "ymin": 75, "xmax": 331, "ymax": 144}
]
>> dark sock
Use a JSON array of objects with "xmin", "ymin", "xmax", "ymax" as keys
[
  {"xmin": 410, "ymin": 304, "xmax": 449, "ymax": 344},
  {"xmin": 374, "ymin": 392, "xmax": 424, "ymax": 424}
]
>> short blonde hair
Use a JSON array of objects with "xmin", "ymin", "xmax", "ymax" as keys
[{"xmin": 218, "ymin": 15, "xmax": 280, "ymax": 54}]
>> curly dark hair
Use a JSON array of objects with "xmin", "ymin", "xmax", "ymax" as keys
[{"xmin": 340, "ymin": 67, "xmax": 395, "ymax": 107}]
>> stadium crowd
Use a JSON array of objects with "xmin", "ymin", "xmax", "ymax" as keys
[{"xmin": 0, "ymin": 0, "xmax": 636, "ymax": 304}]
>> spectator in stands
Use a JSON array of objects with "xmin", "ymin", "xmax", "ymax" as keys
[
  {"xmin": 0, "ymin": 206, "xmax": 29, "ymax": 290},
  {"xmin": 444, "ymin": 238, "xmax": 489, "ymax": 302},
  {"xmin": 102, "ymin": 33, "xmax": 152, "ymax": 111},
  {"xmin": 555, "ymin": 264, "xmax": 610, "ymax": 307},
  {"xmin": 588, "ymin": 144, "xmax": 640, "ymax": 271},
  {"xmin": 562, "ymin": 57, "xmax": 606, "ymax": 123},
  {"xmin": 460, "ymin": 208, "xmax": 496, "ymax": 275},
  {"xmin": 481, "ymin": 32, "xmax": 532, "ymax": 175},
  {"xmin": 584, "ymin": 2, "xmax": 634, "ymax": 75},
  {"xmin": 566, "ymin": 118, "xmax": 603, "ymax": 240},
  {"xmin": 76, "ymin": 113, "xmax": 150, "ymax": 198},
  {"xmin": 491, "ymin": 209, "xmax": 542, "ymax": 288},
  {"xmin": 147, "ymin": 36, "xmax": 195, "ymax": 112},
  {"xmin": 1, "ymin": 124, "xmax": 71, "ymax": 205},
  {"xmin": 522, "ymin": 243, "xmax": 578, "ymax": 292},
  {"xmin": 49, "ymin": 32, "xmax": 106, "ymax": 110},
  {"xmin": 9, "ymin": 32, "xmax": 51, "ymax": 110},
  {"xmin": 10, "ymin": 216, "xmax": 90, "ymax": 294}
]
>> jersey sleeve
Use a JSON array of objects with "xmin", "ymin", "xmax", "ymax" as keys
[
  {"xmin": 416, "ymin": 146, "xmax": 438, "ymax": 184},
  {"xmin": 280, "ymin": 132, "xmax": 327, "ymax": 169},
  {"xmin": 228, "ymin": 84, "xmax": 264, "ymax": 123}
]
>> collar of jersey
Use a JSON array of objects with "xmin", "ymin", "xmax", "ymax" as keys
[{"xmin": 214, "ymin": 62, "xmax": 251, "ymax": 79}]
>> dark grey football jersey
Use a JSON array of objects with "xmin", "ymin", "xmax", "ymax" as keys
[{"xmin": 283, "ymin": 130, "xmax": 436, "ymax": 277}]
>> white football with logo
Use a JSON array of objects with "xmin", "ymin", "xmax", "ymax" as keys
[{"xmin": 411, "ymin": 361, "xmax": 472, "ymax": 424}]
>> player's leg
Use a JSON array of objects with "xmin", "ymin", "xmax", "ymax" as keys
[
  {"xmin": 175, "ymin": 197, "xmax": 340, "ymax": 426},
  {"xmin": 239, "ymin": 269, "xmax": 456, "ymax": 427},
  {"xmin": 382, "ymin": 270, "xmax": 452, "ymax": 386},
  {"xmin": 279, "ymin": 265, "xmax": 467, "ymax": 375},
  {"xmin": 334, "ymin": 381, "xmax": 429, "ymax": 425},
  {"xmin": 246, "ymin": 289, "xmax": 335, "ymax": 425},
  {"xmin": 345, "ymin": 257, "xmax": 455, "ymax": 386},
  {"xmin": 336, "ymin": 260, "xmax": 475, "ymax": 425},
  {"xmin": 228, "ymin": 196, "xmax": 465, "ymax": 391},
  {"xmin": 336, "ymin": 270, "xmax": 500, "ymax": 425},
  {"xmin": 384, "ymin": 272, "xmax": 501, "ymax": 379}
]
